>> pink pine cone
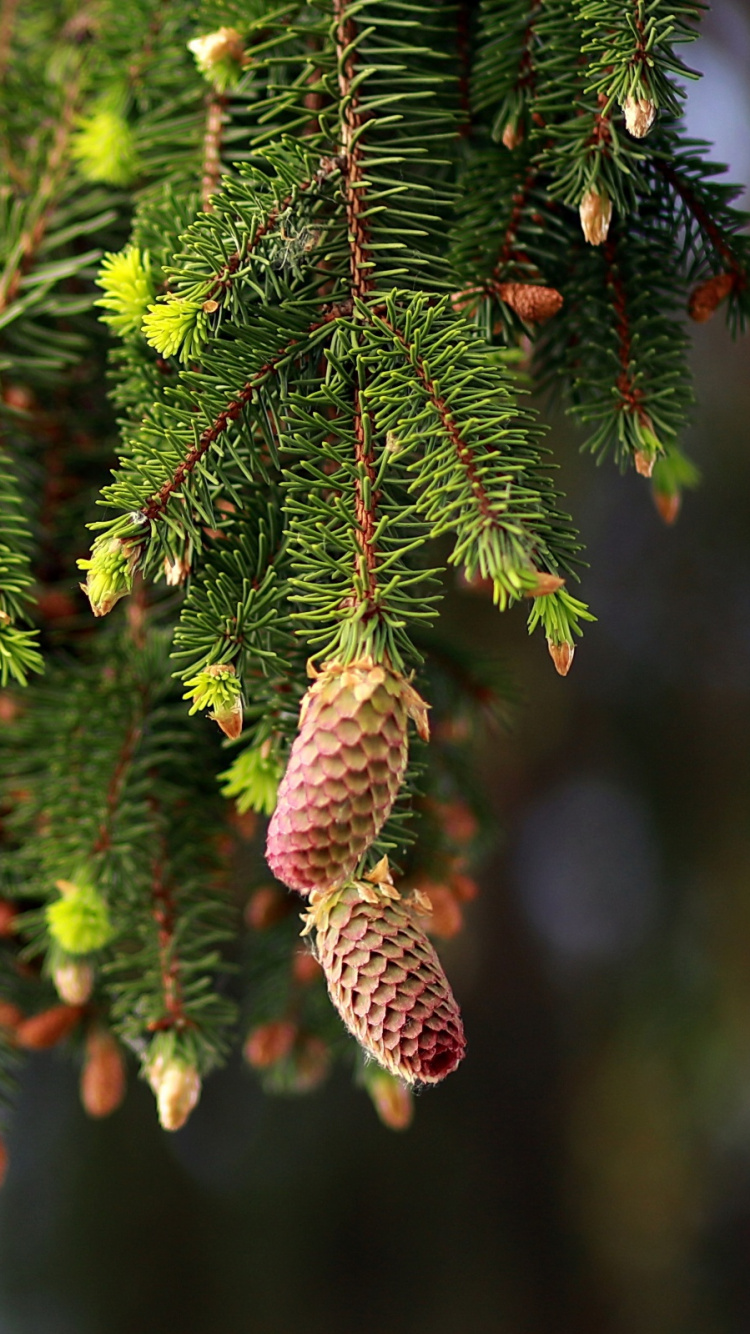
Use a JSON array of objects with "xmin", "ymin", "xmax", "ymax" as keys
[
  {"xmin": 303, "ymin": 868, "xmax": 465, "ymax": 1085},
  {"xmin": 266, "ymin": 659, "xmax": 428, "ymax": 895}
]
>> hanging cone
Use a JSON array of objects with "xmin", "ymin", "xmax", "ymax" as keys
[
  {"xmin": 266, "ymin": 659, "xmax": 429, "ymax": 895},
  {"xmin": 302, "ymin": 862, "xmax": 465, "ymax": 1085},
  {"xmin": 495, "ymin": 282, "xmax": 563, "ymax": 323}
]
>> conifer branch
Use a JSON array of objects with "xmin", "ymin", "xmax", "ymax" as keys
[
  {"xmin": 147, "ymin": 849, "xmax": 189, "ymax": 1034},
  {"xmin": 0, "ymin": 71, "xmax": 82, "ymax": 313}
]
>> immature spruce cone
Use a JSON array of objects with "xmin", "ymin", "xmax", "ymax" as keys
[
  {"xmin": 266, "ymin": 660, "xmax": 429, "ymax": 894},
  {"xmin": 303, "ymin": 864, "xmax": 465, "ymax": 1084}
]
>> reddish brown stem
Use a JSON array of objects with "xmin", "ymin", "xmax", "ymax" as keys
[
  {"xmin": 0, "ymin": 0, "xmax": 19, "ymax": 82},
  {"xmin": 92, "ymin": 719, "xmax": 143, "ymax": 855},
  {"xmin": 493, "ymin": 165, "xmax": 538, "ymax": 281},
  {"xmin": 603, "ymin": 236, "xmax": 651, "ymax": 425},
  {"xmin": 140, "ymin": 307, "xmax": 351, "ymax": 525},
  {"xmin": 658, "ymin": 161, "xmax": 745, "ymax": 283},
  {"xmin": 334, "ymin": 0, "xmax": 379, "ymax": 609},
  {"xmin": 148, "ymin": 856, "xmax": 189, "ymax": 1031},
  {"xmin": 380, "ymin": 316, "xmax": 495, "ymax": 523}
]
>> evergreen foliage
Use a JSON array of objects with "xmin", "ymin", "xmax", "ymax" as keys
[{"xmin": 0, "ymin": 0, "xmax": 746, "ymax": 1145}]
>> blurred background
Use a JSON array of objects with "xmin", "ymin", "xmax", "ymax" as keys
[{"xmin": 1, "ymin": 7, "xmax": 750, "ymax": 1332}]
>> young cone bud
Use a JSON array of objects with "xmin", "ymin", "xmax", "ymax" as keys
[
  {"xmin": 0, "ymin": 1001, "xmax": 22, "ymax": 1030},
  {"xmin": 634, "ymin": 449, "xmax": 655, "ymax": 478},
  {"xmin": 148, "ymin": 1055, "xmax": 201, "ymax": 1131},
  {"xmin": 579, "ymin": 187, "xmax": 612, "ymax": 246},
  {"xmin": 548, "ymin": 640, "xmax": 574, "ymax": 676},
  {"xmin": 266, "ymin": 660, "xmax": 429, "ymax": 895},
  {"xmin": 16, "ymin": 1004, "xmax": 84, "ymax": 1050},
  {"xmin": 495, "ymin": 282, "xmax": 563, "ymax": 323},
  {"xmin": 81, "ymin": 1028, "xmax": 126, "ymax": 1118},
  {"xmin": 502, "ymin": 121, "xmax": 523, "ymax": 150},
  {"xmin": 303, "ymin": 864, "xmax": 465, "ymax": 1085},
  {"xmin": 53, "ymin": 960, "xmax": 94, "ymax": 1005},
  {"xmin": 688, "ymin": 272, "xmax": 735, "ymax": 323},
  {"xmin": 623, "ymin": 94, "xmax": 656, "ymax": 138},
  {"xmin": 365, "ymin": 1068, "xmax": 414, "ymax": 1131},
  {"xmin": 654, "ymin": 489, "xmax": 681, "ymax": 525}
]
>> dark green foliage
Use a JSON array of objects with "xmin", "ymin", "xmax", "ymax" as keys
[{"xmin": 0, "ymin": 0, "xmax": 746, "ymax": 1133}]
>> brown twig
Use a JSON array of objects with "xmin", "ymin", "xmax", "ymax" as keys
[
  {"xmin": 603, "ymin": 235, "xmax": 651, "ymax": 425},
  {"xmin": 140, "ymin": 306, "xmax": 351, "ymax": 526},
  {"xmin": 91, "ymin": 718, "xmax": 144, "ymax": 856},
  {"xmin": 147, "ymin": 854, "xmax": 189, "ymax": 1032},
  {"xmin": 0, "ymin": 0, "xmax": 19, "ymax": 83},
  {"xmin": 379, "ymin": 315, "xmax": 495, "ymax": 523},
  {"xmin": 334, "ymin": 0, "xmax": 380, "ymax": 612}
]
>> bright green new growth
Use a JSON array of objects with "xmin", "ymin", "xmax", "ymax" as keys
[
  {"xmin": 220, "ymin": 745, "xmax": 284, "ymax": 817},
  {"xmin": 184, "ymin": 664, "xmax": 241, "ymax": 718},
  {"xmin": 96, "ymin": 249, "xmax": 155, "ymax": 338},
  {"xmin": 71, "ymin": 106, "xmax": 140, "ymax": 188},
  {"xmin": 46, "ymin": 879, "xmax": 116, "ymax": 956}
]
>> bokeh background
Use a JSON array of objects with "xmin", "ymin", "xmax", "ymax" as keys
[{"xmin": 1, "ymin": 7, "xmax": 749, "ymax": 1332}]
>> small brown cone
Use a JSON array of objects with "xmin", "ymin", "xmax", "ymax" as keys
[
  {"xmin": 495, "ymin": 282, "xmax": 563, "ymax": 323},
  {"xmin": 303, "ymin": 862, "xmax": 465, "ymax": 1085},
  {"xmin": 16, "ymin": 1004, "xmax": 84, "ymax": 1050},
  {"xmin": 244, "ymin": 885, "xmax": 291, "ymax": 930},
  {"xmin": 688, "ymin": 272, "xmax": 735, "ymax": 323},
  {"xmin": 81, "ymin": 1028, "xmax": 126, "ymax": 1119},
  {"xmin": 365, "ymin": 1068, "xmax": 414, "ymax": 1130},
  {"xmin": 548, "ymin": 640, "xmax": 574, "ymax": 676}
]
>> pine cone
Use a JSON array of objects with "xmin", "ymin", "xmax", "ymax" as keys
[
  {"xmin": 495, "ymin": 282, "xmax": 563, "ymax": 323},
  {"xmin": 303, "ymin": 864, "xmax": 465, "ymax": 1084},
  {"xmin": 688, "ymin": 272, "xmax": 735, "ymax": 323},
  {"xmin": 266, "ymin": 660, "xmax": 429, "ymax": 894}
]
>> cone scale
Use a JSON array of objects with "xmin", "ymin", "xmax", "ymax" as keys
[{"xmin": 266, "ymin": 659, "xmax": 429, "ymax": 895}]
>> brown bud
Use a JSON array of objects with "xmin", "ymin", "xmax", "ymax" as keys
[
  {"xmin": 495, "ymin": 282, "xmax": 563, "ymax": 323},
  {"xmin": 244, "ymin": 1020, "xmax": 297, "ymax": 1069},
  {"xmin": 654, "ymin": 489, "xmax": 681, "ymax": 525},
  {"xmin": 524, "ymin": 570, "xmax": 566, "ymax": 598},
  {"xmin": 81, "ymin": 1028, "xmax": 126, "ymax": 1119},
  {"xmin": 502, "ymin": 121, "xmax": 524, "ymax": 151},
  {"xmin": 244, "ymin": 885, "xmax": 291, "ymax": 931},
  {"xmin": 291, "ymin": 949, "xmax": 323, "ymax": 985},
  {"xmin": 16, "ymin": 1004, "xmax": 84, "ymax": 1050},
  {"xmin": 688, "ymin": 272, "xmax": 735, "ymax": 323},
  {"xmin": 163, "ymin": 554, "xmax": 190, "ymax": 586},
  {"xmin": 0, "ymin": 1001, "xmax": 22, "ymax": 1030},
  {"xmin": 450, "ymin": 286, "xmax": 482, "ymax": 316},
  {"xmin": 0, "ymin": 694, "xmax": 20, "ymax": 725},
  {"xmin": 0, "ymin": 901, "xmax": 17, "ymax": 938},
  {"xmin": 53, "ymin": 960, "xmax": 94, "ymax": 1006},
  {"xmin": 548, "ymin": 640, "xmax": 575, "ymax": 676},
  {"xmin": 634, "ymin": 449, "xmax": 655, "ymax": 478},
  {"xmin": 623, "ymin": 94, "xmax": 656, "ymax": 138},
  {"xmin": 228, "ymin": 807, "xmax": 257, "ymax": 841},
  {"xmin": 0, "ymin": 1137, "xmax": 7, "ymax": 1189},
  {"xmin": 579, "ymin": 187, "xmax": 612, "ymax": 246},
  {"xmin": 366, "ymin": 1069, "xmax": 414, "ymax": 1131},
  {"xmin": 433, "ymin": 799, "xmax": 479, "ymax": 845}
]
